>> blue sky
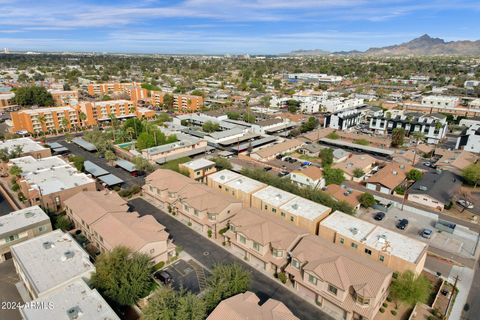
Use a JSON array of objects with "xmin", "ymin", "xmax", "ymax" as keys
[{"xmin": 0, "ymin": 0, "xmax": 479, "ymax": 54}]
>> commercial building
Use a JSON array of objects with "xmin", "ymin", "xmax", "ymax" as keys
[
  {"xmin": 20, "ymin": 279, "xmax": 120, "ymax": 320},
  {"xmin": 0, "ymin": 206, "xmax": 51, "ymax": 263},
  {"xmin": 366, "ymin": 162, "xmax": 413, "ymax": 194},
  {"xmin": 143, "ymin": 169, "xmax": 243, "ymax": 237},
  {"xmin": 11, "ymin": 230, "xmax": 95, "ymax": 298},
  {"xmin": 207, "ymin": 169, "xmax": 267, "ymax": 207},
  {"xmin": 11, "ymin": 156, "xmax": 96, "ymax": 212},
  {"xmin": 207, "ymin": 291, "xmax": 299, "ymax": 320},
  {"xmin": 0, "ymin": 137, "xmax": 51, "ymax": 159},
  {"xmin": 290, "ymin": 166, "xmax": 325, "ymax": 189},
  {"xmin": 178, "ymin": 158, "xmax": 216, "ymax": 182},
  {"xmin": 285, "ymin": 235, "xmax": 392, "ymax": 320},
  {"xmin": 319, "ymin": 211, "xmax": 428, "ymax": 274},
  {"xmin": 10, "ymin": 106, "xmax": 81, "ymax": 134},
  {"xmin": 224, "ymin": 207, "xmax": 308, "ymax": 275},
  {"xmin": 286, "ymin": 73, "xmax": 343, "ymax": 84},
  {"xmin": 251, "ymin": 186, "xmax": 331, "ymax": 234},
  {"xmin": 65, "ymin": 191, "xmax": 175, "ymax": 263}
]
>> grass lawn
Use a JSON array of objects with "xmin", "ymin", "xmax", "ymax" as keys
[{"xmin": 160, "ymin": 157, "xmax": 191, "ymax": 171}]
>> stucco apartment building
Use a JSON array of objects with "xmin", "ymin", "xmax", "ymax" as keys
[
  {"xmin": 0, "ymin": 137, "xmax": 51, "ymax": 160},
  {"xmin": 251, "ymin": 186, "xmax": 331, "ymax": 235},
  {"xmin": 65, "ymin": 191, "xmax": 175, "ymax": 263},
  {"xmin": 79, "ymin": 100, "xmax": 155, "ymax": 126},
  {"xmin": 319, "ymin": 211, "xmax": 428, "ymax": 274},
  {"xmin": 141, "ymin": 136, "xmax": 208, "ymax": 164},
  {"xmin": 285, "ymin": 235, "xmax": 392, "ymax": 320},
  {"xmin": 143, "ymin": 169, "xmax": 242, "ymax": 238},
  {"xmin": 250, "ymin": 139, "xmax": 304, "ymax": 162},
  {"xmin": 10, "ymin": 106, "xmax": 81, "ymax": 134},
  {"xmin": 49, "ymin": 89, "xmax": 79, "ymax": 106},
  {"xmin": 178, "ymin": 158, "xmax": 216, "ymax": 182},
  {"xmin": 207, "ymin": 291, "xmax": 299, "ymax": 320},
  {"xmin": 0, "ymin": 206, "xmax": 51, "ymax": 263},
  {"xmin": 173, "ymin": 94, "xmax": 204, "ymax": 113},
  {"xmin": 207, "ymin": 169, "xmax": 267, "ymax": 207},
  {"xmin": 10, "ymin": 156, "xmax": 96, "ymax": 212},
  {"xmin": 87, "ymin": 82, "xmax": 137, "ymax": 96},
  {"xmin": 223, "ymin": 207, "xmax": 308, "ymax": 275},
  {"xmin": 11, "ymin": 230, "xmax": 96, "ymax": 299}
]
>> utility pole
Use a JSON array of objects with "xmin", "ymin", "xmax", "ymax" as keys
[{"xmin": 444, "ymin": 275, "xmax": 460, "ymax": 320}]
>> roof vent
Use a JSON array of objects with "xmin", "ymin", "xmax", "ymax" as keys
[
  {"xmin": 292, "ymin": 203, "xmax": 299, "ymax": 210},
  {"xmin": 62, "ymin": 250, "xmax": 75, "ymax": 261},
  {"xmin": 350, "ymin": 227, "xmax": 358, "ymax": 235},
  {"xmin": 67, "ymin": 306, "xmax": 82, "ymax": 320},
  {"xmin": 275, "ymin": 194, "xmax": 282, "ymax": 200},
  {"xmin": 400, "ymin": 165, "xmax": 405, "ymax": 169},
  {"xmin": 392, "ymin": 171, "xmax": 398, "ymax": 175},
  {"xmin": 220, "ymin": 175, "xmax": 225, "ymax": 180},
  {"xmin": 24, "ymin": 211, "xmax": 35, "ymax": 218},
  {"xmin": 43, "ymin": 241, "xmax": 53, "ymax": 249},
  {"xmin": 419, "ymin": 186, "xmax": 428, "ymax": 191}
]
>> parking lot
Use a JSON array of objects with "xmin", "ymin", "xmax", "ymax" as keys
[
  {"xmin": 0, "ymin": 260, "xmax": 23, "ymax": 320},
  {"xmin": 359, "ymin": 207, "xmax": 480, "ymax": 260},
  {"xmin": 153, "ymin": 258, "xmax": 209, "ymax": 295}
]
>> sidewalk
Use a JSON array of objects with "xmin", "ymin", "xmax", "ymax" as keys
[{"xmin": 448, "ymin": 266, "xmax": 475, "ymax": 320}]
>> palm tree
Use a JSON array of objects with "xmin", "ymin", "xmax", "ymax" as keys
[
  {"xmin": 79, "ymin": 111, "xmax": 87, "ymax": 128},
  {"xmin": 38, "ymin": 114, "xmax": 47, "ymax": 137},
  {"xmin": 109, "ymin": 113, "xmax": 117, "ymax": 142},
  {"xmin": 411, "ymin": 131, "xmax": 425, "ymax": 165},
  {"xmin": 126, "ymin": 127, "xmax": 135, "ymax": 142},
  {"xmin": 61, "ymin": 117, "xmax": 69, "ymax": 132}
]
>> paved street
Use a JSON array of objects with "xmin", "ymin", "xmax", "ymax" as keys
[
  {"xmin": 0, "ymin": 260, "xmax": 22, "ymax": 320},
  {"xmin": 128, "ymin": 198, "xmax": 333, "ymax": 320}
]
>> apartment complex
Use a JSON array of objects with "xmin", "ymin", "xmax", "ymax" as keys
[
  {"xmin": 48, "ymin": 89, "xmax": 79, "ymax": 106},
  {"xmin": 173, "ymin": 94, "xmax": 204, "ymax": 113},
  {"xmin": 10, "ymin": 156, "xmax": 96, "ymax": 212},
  {"xmin": 0, "ymin": 92, "xmax": 15, "ymax": 107},
  {"xmin": 143, "ymin": 169, "xmax": 242, "ymax": 237},
  {"xmin": 224, "ymin": 207, "xmax": 308, "ymax": 275},
  {"xmin": 319, "ymin": 211, "xmax": 428, "ymax": 274},
  {"xmin": 65, "ymin": 191, "xmax": 175, "ymax": 263},
  {"xmin": 0, "ymin": 206, "xmax": 51, "ymax": 263},
  {"xmin": 141, "ymin": 136, "xmax": 208, "ymax": 164},
  {"xmin": 79, "ymin": 100, "xmax": 155, "ymax": 126},
  {"xmin": 250, "ymin": 139, "xmax": 304, "ymax": 162},
  {"xmin": 421, "ymin": 95, "xmax": 459, "ymax": 109},
  {"xmin": 285, "ymin": 235, "xmax": 392, "ymax": 320},
  {"xmin": 0, "ymin": 137, "xmax": 51, "ymax": 159},
  {"xmin": 11, "ymin": 230, "xmax": 95, "ymax": 298},
  {"xmin": 10, "ymin": 106, "xmax": 81, "ymax": 134},
  {"xmin": 87, "ymin": 82, "xmax": 136, "ymax": 96},
  {"xmin": 178, "ymin": 158, "xmax": 216, "ymax": 182},
  {"xmin": 207, "ymin": 291, "xmax": 299, "ymax": 320}
]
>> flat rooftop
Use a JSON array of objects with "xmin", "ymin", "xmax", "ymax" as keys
[
  {"xmin": 225, "ymin": 176, "xmax": 267, "ymax": 194},
  {"xmin": 11, "ymin": 156, "xmax": 67, "ymax": 174},
  {"xmin": 181, "ymin": 158, "xmax": 215, "ymax": 171},
  {"xmin": 0, "ymin": 137, "xmax": 47, "ymax": 153},
  {"xmin": 11, "ymin": 230, "xmax": 95, "ymax": 295},
  {"xmin": 280, "ymin": 196, "xmax": 330, "ymax": 221},
  {"xmin": 0, "ymin": 206, "xmax": 49, "ymax": 237},
  {"xmin": 21, "ymin": 280, "xmax": 119, "ymax": 320},
  {"xmin": 208, "ymin": 169, "xmax": 242, "ymax": 184},
  {"xmin": 252, "ymin": 186, "xmax": 296, "ymax": 208},
  {"xmin": 321, "ymin": 211, "xmax": 427, "ymax": 263}
]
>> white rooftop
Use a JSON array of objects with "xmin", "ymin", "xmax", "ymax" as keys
[
  {"xmin": 280, "ymin": 196, "xmax": 330, "ymax": 221},
  {"xmin": 208, "ymin": 169, "xmax": 242, "ymax": 184},
  {"xmin": 252, "ymin": 186, "xmax": 296, "ymax": 208},
  {"xmin": 22, "ymin": 106, "xmax": 75, "ymax": 115},
  {"xmin": 11, "ymin": 230, "xmax": 95, "ymax": 296},
  {"xmin": 0, "ymin": 137, "xmax": 46, "ymax": 153},
  {"xmin": 182, "ymin": 158, "xmax": 215, "ymax": 171},
  {"xmin": 321, "ymin": 211, "xmax": 427, "ymax": 263},
  {"xmin": 225, "ymin": 176, "xmax": 267, "ymax": 194},
  {"xmin": 21, "ymin": 279, "xmax": 119, "ymax": 320},
  {"xmin": 10, "ymin": 156, "xmax": 67, "ymax": 174},
  {"xmin": 0, "ymin": 206, "xmax": 49, "ymax": 237}
]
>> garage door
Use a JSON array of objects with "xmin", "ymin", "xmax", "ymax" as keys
[
  {"xmin": 322, "ymin": 298, "xmax": 347, "ymax": 320},
  {"xmin": 231, "ymin": 243, "xmax": 247, "ymax": 260},
  {"xmin": 191, "ymin": 220, "xmax": 203, "ymax": 233},
  {"xmin": 296, "ymin": 283, "xmax": 316, "ymax": 302},
  {"xmin": 249, "ymin": 253, "xmax": 266, "ymax": 271}
]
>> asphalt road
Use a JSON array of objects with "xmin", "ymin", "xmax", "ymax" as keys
[
  {"xmin": 0, "ymin": 259, "xmax": 22, "ymax": 320},
  {"xmin": 128, "ymin": 198, "xmax": 333, "ymax": 320}
]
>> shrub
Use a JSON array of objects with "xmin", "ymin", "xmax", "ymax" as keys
[
  {"xmin": 11, "ymin": 182, "xmax": 20, "ymax": 192},
  {"xmin": 188, "ymin": 222, "xmax": 192, "ymax": 227},
  {"xmin": 219, "ymin": 227, "xmax": 229, "ymax": 235},
  {"xmin": 154, "ymin": 261, "xmax": 165, "ymax": 270},
  {"xmin": 386, "ymin": 296, "xmax": 393, "ymax": 302},
  {"xmin": 391, "ymin": 310, "xmax": 397, "ymax": 316},
  {"xmin": 379, "ymin": 308, "xmax": 385, "ymax": 313},
  {"xmin": 207, "ymin": 229, "xmax": 212, "ymax": 238},
  {"xmin": 383, "ymin": 302, "xmax": 388, "ymax": 308},
  {"xmin": 278, "ymin": 272, "xmax": 287, "ymax": 284}
]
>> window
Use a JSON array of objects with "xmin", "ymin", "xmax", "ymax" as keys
[
  {"xmin": 239, "ymin": 235, "xmax": 246, "ymax": 244},
  {"xmin": 184, "ymin": 204, "xmax": 189, "ymax": 211},
  {"xmin": 351, "ymin": 243, "xmax": 358, "ymax": 249},
  {"xmin": 379, "ymin": 255, "xmax": 384, "ymax": 262},
  {"xmin": 55, "ymin": 196, "xmax": 60, "ymax": 204},
  {"xmin": 229, "ymin": 224, "xmax": 235, "ymax": 232},
  {"xmin": 339, "ymin": 238, "xmax": 344, "ymax": 244},
  {"xmin": 364, "ymin": 248, "xmax": 372, "ymax": 255},
  {"xmin": 272, "ymin": 208, "xmax": 276, "ymax": 213},
  {"xmin": 328, "ymin": 284, "xmax": 338, "ymax": 295},
  {"xmin": 150, "ymin": 249, "xmax": 155, "ymax": 254},
  {"xmin": 194, "ymin": 210, "xmax": 199, "ymax": 216},
  {"xmin": 253, "ymin": 242, "xmax": 261, "ymax": 251},
  {"xmin": 356, "ymin": 295, "xmax": 370, "ymax": 306},
  {"xmin": 264, "ymin": 205, "xmax": 268, "ymax": 210},
  {"xmin": 290, "ymin": 216, "xmax": 295, "ymax": 222},
  {"xmin": 291, "ymin": 258, "xmax": 300, "ymax": 269},
  {"xmin": 38, "ymin": 226, "xmax": 47, "ymax": 232},
  {"xmin": 308, "ymin": 274, "xmax": 318, "ymax": 285},
  {"xmin": 100, "ymin": 236, "xmax": 104, "ymax": 243},
  {"xmin": 281, "ymin": 212, "xmax": 285, "ymax": 217},
  {"xmin": 272, "ymin": 249, "xmax": 283, "ymax": 257},
  {"xmin": 5, "ymin": 234, "xmax": 19, "ymax": 243}
]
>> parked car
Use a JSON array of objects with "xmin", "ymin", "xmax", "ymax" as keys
[
  {"xmin": 396, "ymin": 219, "xmax": 409, "ymax": 230},
  {"xmin": 421, "ymin": 228, "xmax": 433, "ymax": 239},
  {"xmin": 423, "ymin": 162, "xmax": 431, "ymax": 167},
  {"xmin": 374, "ymin": 212, "xmax": 385, "ymax": 221},
  {"xmin": 154, "ymin": 270, "xmax": 172, "ymax": 284},
  {"xmin": 457, "ymin": 199, "xmax": 474, "ymax": 209}
]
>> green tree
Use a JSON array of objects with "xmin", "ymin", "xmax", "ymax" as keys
[
  {"xmin": 13, "ymin": 86, "xmax": 54, "ymax": 106},
  {"xmin": 176, "ymin": 292, "xmax": 207, "ymax": 320},
  {"xmin": 462, "ymin": 163, "xmax": 480, "ymax": 188},
  {"xmin": 300, "ymin": 117, "xmax": 318, "ymax": 133},
  {"xmin": 391, "ymin": 128, "xmax": 405, "ymax": 148},
  {"xmin": 104, "ymin": 150, "xmax": 117, "ymax": 162},
  {"xmin": 286, "ymin": 99, "xmax": 300, "ymax": 113},
  {"xmin": 324, "ymin": 168, "xmax": 345, "ymax": 185},
  {"xmin": 212, "ymin": 157, "xmax": 232, "ymax": 170},
  {"xmin": 9, "ymin": 165, "xmax": 22, "ymax": 177},
  {"xmin": 358, "ymin": 192, "xmax": 375, "ymax": 208},
  {"xmin": 353, "ymin": 168, "xmax": 365, "ymax": 178},
  {"xmin": 133, "ymin": 156, "xmax": 154, "ymax": 173},
  {"xmin": 243, "ymin": 113, "xmax": 256, "ymax": 123},
  {"xmin": 54, "ymin": 215, "xmax": 72, "ymax": 231},
  {"xmin": 406, "ymin": 169, "xmax": 423, "ymax": 181},
  {"xmin": 190, "ymin": 89, "xmax": 205, "ymax": 97},
  {"xmin": 163, "ymin": 94, "xmax": 174, "ymax": 110},
  {"xmin": 92, "ymin": 246, "xmax": 155, "ymax": 306},
  {"xmin": 202, "ymin": 121, "xmax": 220, "ymax": 133},
  {"xmin": 390, "ymin": 271, "xmax": 431, "ymax": 307},
  {"xmin": 226, "ymin": 111, "xmax": 241, "ymax": 120},
  {"xmin": 143, "ymin": 287, "xmax": 206, "ymax": 320},
  {"xmin": 319, "ymin": 148, "xmax": 334, "ymax": 167},
  {"xmin": 204, "ymin": 263, "xmax": 251, "ymax": 312},
  {"xmin": 68, "ymin": 155, "xmax": 85, "ymax": 171}
]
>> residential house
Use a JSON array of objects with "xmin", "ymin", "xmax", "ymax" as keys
[
  {"xmin": 324, "ymin": 184, "xmax": 362, "ymax": 211},
  {"xmin": 333, "ymin": 154, "xmax": 377, "ymax": 181},
  {"xmin": 285, "ymin": 235, "xmax": 392, "ymax": 320},
  {"xmin": 319, "ymin": 211, "xmax": 428, "ymax": 274},
  {"xmin": 435, "ymin": 150, "xmax": 477, "ymax": 175},
  {"xmin": 178, "ymin": 158, "xmax": 216, "ymax": 182},
  {"xmin": 0, "ymin": 206, "xmax": 51, "ymax": 263},
  {"xmin": 366, "ymin": 162, "xmax": 414, "ymax": 194},
  {"xmin": 224, "ymin": 208, "xmax": 308, "ymax": 274},
  {"xmin": 407, "ymin": 171, "xmax": 461, "ymax": 210},
  {"xmin": 64, "ymin": 191, "xmax": 175, "ymax": 263},
  {"xmin": 11, "ymin": 230, "xmax": 95, "ymax": 298},
  {"xmin": 290, "ymin": 166, "xmax": 325, "ymax": 189},
  {"xmin": 207, "ymin": 291, "xmax": 299, "ymax": 320}
]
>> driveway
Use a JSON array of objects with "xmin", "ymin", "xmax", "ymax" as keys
[
  {"xmin": 129, "ymin": 198, "xmax": 333, "ymax": 320},
  {"xmin": 0, "ymin": 259, "xmax": 22, "ymax": 320},
  {"xmin": 155, "ymin": 259, "xmax": 209, "ymax": 295}
]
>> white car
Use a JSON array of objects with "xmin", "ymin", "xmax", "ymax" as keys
[{"xmin": 457, "ymin": 199, "xmax": 474, "ymax": 209}]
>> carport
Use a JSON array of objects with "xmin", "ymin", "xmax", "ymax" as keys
[
  {"xmin": 72, "ymin": 137, "xmax": 97, "ymax": 152},
  {"xmin": 84, "ymin": 160, "xmax": 109, "ymax": 178},
  {"xmin": 98, "ymin": 174, "xmax": 124, "ymax": 187},
  {"xmin": 114, "ymin": 159, "xmax": 138, "ymax": 176}
]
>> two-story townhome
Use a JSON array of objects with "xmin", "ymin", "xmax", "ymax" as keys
[
  {"xmin": 223, "ymin": 208, "xmax": 308, "ymax": 275},
  {"xmin": 178, "ymin": 158, "xmax": 216, "ymax": 182},
  {"xmin": 0, "ymin": 206, "xmax": 51, "ymax": 263},
  {"xmin": 285, "ymin": 235, "xmax": 393, "ymax": 320},
  {"xmin": 290, "ymin": 166, "xmax": 325, "ymax": 189}
]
